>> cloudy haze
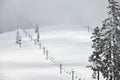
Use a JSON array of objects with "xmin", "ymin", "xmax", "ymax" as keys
[{"xmin": 0, "ymin": 0, "xmax": 120, "ymax": 33}]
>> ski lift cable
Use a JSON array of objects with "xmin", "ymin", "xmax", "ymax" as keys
[{"xmin": 21, "ymin": 28, "xmax": 87, "ymax": 80}]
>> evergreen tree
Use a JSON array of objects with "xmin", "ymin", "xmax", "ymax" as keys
[
  {"xmin": 101, "ymin": 0, "xmax": 120, "ymax": 80},
  {"xmin": 89, "ymin": 27, "xmax": 103, "ymax": 80},
  {"xmin": 16, "ymin": 30, "xmax": 22, "ymax": 48},
  {"xmin": 89, "ymin": 0, "xmax": 120, "ymax": 80}
]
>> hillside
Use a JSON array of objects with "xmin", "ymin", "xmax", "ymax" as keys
[{"xmin": 0, "ymin": 27, "xmax": 103, "ymax": 80}]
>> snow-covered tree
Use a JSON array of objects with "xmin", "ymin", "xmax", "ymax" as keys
[
  {"xmin": 16, "ymin": 30, "xmax": 22, "ymax": 48},
  {"xmin": 89, "ymin": 0, "xmax": 120, "ymax": 80},
  {"xmin": 89, "ymin": 27, "xmax": 103, "ymax": 80},
  {"xmin": 101, "ymin": 0, "xmax": 120, "ymax": 80}
]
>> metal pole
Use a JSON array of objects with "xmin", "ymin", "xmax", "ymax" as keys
[
  {"xmin": 72, "ymin": 69, "xmax": 74, "ymax": 80},
  {"xmin": 46, "ymin": 50, "xmax": 48, "ymax": 60},
  {"xmin": 60, "ymin": 63, "xmax": 62, "ymax": 74},
  {"xmin": 98, "ymin": 70, "xmax": 99, "ymax": 80}
]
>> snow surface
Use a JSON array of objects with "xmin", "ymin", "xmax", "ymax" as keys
[{"xmin": 0, "ymin": 26, "xmax": 104, "ymax": 80}]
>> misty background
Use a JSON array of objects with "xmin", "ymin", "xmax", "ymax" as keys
[{"xmin": 0, "ymin": 0, "xmax": 120, "ymax": 33}]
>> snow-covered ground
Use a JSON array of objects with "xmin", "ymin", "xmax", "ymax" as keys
[{"xmin": 0, "ymin": 26, "xmax": 104, "ymax": 80}]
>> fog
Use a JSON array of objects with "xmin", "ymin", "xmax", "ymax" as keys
[{"xmin": 0, "ymin": 0, "xmax": 119, "ymax": 33}]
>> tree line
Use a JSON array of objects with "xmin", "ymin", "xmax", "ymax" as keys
[{"xmin": 89, "ymin": 0, "xmax": 120, "ymax": 80}]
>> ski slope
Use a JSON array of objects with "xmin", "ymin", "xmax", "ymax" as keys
[{"xmin": 0, "ymin": 26, "xmax": 103, "ymax": 80}]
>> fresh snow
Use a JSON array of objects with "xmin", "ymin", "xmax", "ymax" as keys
[{"xmin": 0, "ymin": 26, "xmax": 104, "ymax": 80}]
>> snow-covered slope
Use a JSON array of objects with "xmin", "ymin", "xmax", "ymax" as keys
[{"xmin": 0, "ymin": 27, "xmax": 103, "ymax": 80}]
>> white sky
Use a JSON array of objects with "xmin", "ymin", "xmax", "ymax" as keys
[{"xmin": 0, "ymin": 0, "xmax": 119, "ymax": 28}]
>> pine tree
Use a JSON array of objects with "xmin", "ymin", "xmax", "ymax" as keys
[
  {"xmin": 89, "ymin": 27, "xmax": 103, "ymax": 80},
  {"xmin": 89, "ymin": 0, "xmax": 120, "ymax": 80},
  {"xmin": 16, "ymin": 30, "xmax": 22, "ymax": 48},
  {"xmin": 101, "ymin": 0, "xmax": 120, "ymax": 80}
]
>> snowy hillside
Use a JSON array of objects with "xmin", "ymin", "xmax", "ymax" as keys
[{"xmin": 0, "ymin": 26, "xmax": 103, "ymax": 80}]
